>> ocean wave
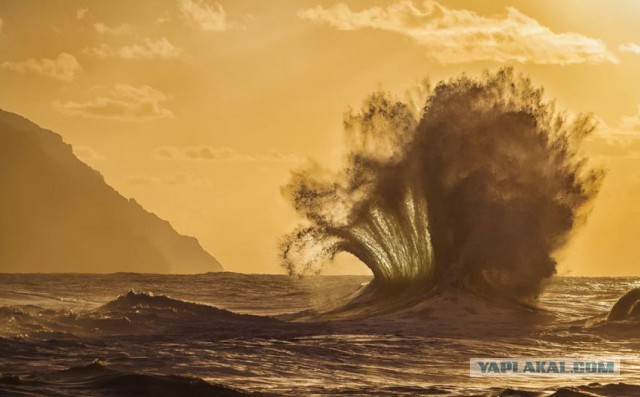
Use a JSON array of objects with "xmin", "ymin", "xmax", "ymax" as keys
[
  {"xmin": 572, "ymin": 288, "xmax": 640, "ymax": 337},
  {"xmin": 548, "ymin": 383, "xmax": 640, "ymax": 397},
  {"xmin": 1, "ymin": 274, "xmax": 639, "ymax": 396},
  {"xmin": 0, "ymin": 290, "xmax": 285, "ymax": 339},
  {"xmin": 0, "ymin": 361, "xmax": 261, "ymax": 397},
  {"xmin": 280, "ymin": 68, "xmax": 602, "ymax": 316},
  {"xmin": 294, "ymin": 286, "xmax": 553, "ymax": 331},
  {"xmin": 98, "ymin": 289, "xmax": 276, "ymax": 321}
]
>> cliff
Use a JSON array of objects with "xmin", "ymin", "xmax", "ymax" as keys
[{"xmin": 0, "ymin": 109, "xmax": 222, "ymax": 273}]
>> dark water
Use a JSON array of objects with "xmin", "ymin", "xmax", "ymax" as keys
[{"xmin": 1, "ymin": 273, "xmax": 640, "ymax": 396}]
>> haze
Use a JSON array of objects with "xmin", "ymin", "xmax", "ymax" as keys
[{"xmin": 1, "ymin": 0, "xmax": 640, "ymax": 275}]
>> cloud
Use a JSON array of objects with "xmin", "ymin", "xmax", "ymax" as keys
[
  {"xmin": 184, "ymin": 146, "xmax": 252, "ymax": 161},
  {"xmin": 126, "ymin": 173, "xmax": 213, "ymax": 187},
  {"xmin": 155, "ymin": 146, "xmax": 253, "ymax": 161},
  {"xmin": 85, "ymin": 38, "xmax": 182, "ymax": 60},
  {"xmin": 54, "ymin": 84, "xmax": 174, "ymax": 121},
  {"xmin": 619, "ymin": 43, "xmax": 640, "ymax": 55},
  {"xmin": 586, "ymin": 130, "xmax": 640, "ymax": 161},
  {"xmin": 76, "ymin": 8, "xmax": 89, "ymax": 20},
  {"xmin": 1, "ymin": 53, "xmax": 82, "ymax": 82},
  {"xmin": 299, "ymin": 1, "xmax": 617, "ymax": 64},
  {"xmin": 263, "ymin": 149, "xmax": 302, "ymax": 162},
  {"xmin": 620, "ymin": 106, "xmax": 640, "ymax": 132},
  {"xmin": 154, "ymin": 146, "xmax": 300, "ymax": 162},
  {"xmin": 127, "ymin": 175, "xmax": 160, "ymax": 186},
  {"xmin": 72, "ymin": 145, "xmax": 106, "ymax": 161},
  {"xmin": 94, "ymin": 23, "xmax": 132, "ymax": 35},
  {"xmin": 156, "ymin": 11, "xmax": 172, "ymax": 24},
  {"xmin": 581, "ymin": 115, "xmax": 640, "ymax": 161},
  {"xmin": 178, "ymin": 0, "xmax": 229, "ymax": 31}
]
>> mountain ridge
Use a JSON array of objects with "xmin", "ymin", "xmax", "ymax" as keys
[{"xmin": 0, "ymin": 108, "xmax": 222, "ymax": 273}]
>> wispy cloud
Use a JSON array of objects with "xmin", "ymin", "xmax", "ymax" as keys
[
  {"xmin": 94, "ymin": 23, "xmax": 131, "ymax": 35},
  {"xmin": 156, "ymin": 11, "xmax": 172, "ymax": 24},
  {"xmin": 1, "ymin": 53, "xmax": 82, "ymax": 82},
  {"xmin": 586, "ymin": 127, "xmax": 640, "ymax": 161},
  {"xmin": 178, "ymin": 0, "xmax": 229, "ymax": 31},
  {"xmin": 299, "ymin": 1, "xmax": 617, "ymax": 65},
  {"xmin": 156, "ymin": 146, "xmax": 253, "ymax": 161},
  {"xmin": 584, "ymin": 110, "xmax": 640, "ymax": 161},
  {"xmin": 85, "ymin": 38, "xmax": 182, "ymax": 60},
  {"xmin": 76, "ymin": 8, "xmax": 89, "ymax": 20},
  {"xmin": 154, "ymin": 146, "xmax": 300, "ymax": 162},
  {"xmin": 619, "ymin": 42, "xmax": 640, "ymax": 55},
  {"xmin": 73, "ymin": 145, "xmax": 106, "ymax": 161},
  {"xmin": 620, "ymin": 106, "xmax": 640, "ymax": 132},
  {"xmin": 54, "ymin": 84, "xmax": 174, "ymax": 121},
  {"xmin": 126, "ymin": 173, "xmax": 214, "ymax": 187}
]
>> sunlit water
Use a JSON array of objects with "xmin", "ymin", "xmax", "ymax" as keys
[{"xmin": 1, "ymin": 273, "xmax": 640, "ymax": 396}]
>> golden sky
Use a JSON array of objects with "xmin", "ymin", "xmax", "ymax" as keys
[{"xmin": 1, "ymin": 0, "xmax": 640, "ymax": 275}]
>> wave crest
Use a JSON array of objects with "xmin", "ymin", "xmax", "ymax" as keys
[
  {"xmin": 606, "ymin": 288, "xmax": 640, "ymax": 322},
  {"xmin": 280, "ymin": 68, "xmax": 603, "ymax": 305}
]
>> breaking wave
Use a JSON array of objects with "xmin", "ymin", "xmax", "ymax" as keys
[
  {"xmin": 280, "ymin": 68, "xmax": 603, "ymax": 305},
  {"xmin": 0, "ymin": 290, "xmax": 284, "ymax": 338},
  {"xmin": 606, "ymin": 288, "xmax": 640, "ymax": 322}
]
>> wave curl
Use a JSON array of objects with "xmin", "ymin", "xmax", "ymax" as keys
[{"xmin": 280, "ymin": 68, "xmax": 603, "ymax": 305}]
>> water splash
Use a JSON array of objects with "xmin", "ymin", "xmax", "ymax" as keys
[{"xmin": 280, "ymin": 68, "xmax": 603, "ymax": 304}]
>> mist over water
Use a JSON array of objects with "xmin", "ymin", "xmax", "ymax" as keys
[{"xmin": 280, "ymin": 68, "xmax": 603, "ymax": 303}]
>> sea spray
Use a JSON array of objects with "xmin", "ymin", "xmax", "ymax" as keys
[{"xmin": 280, "ymin": 68, "xmax": 603, "ymax": 304}]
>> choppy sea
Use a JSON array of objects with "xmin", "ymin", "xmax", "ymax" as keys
[{"xmin": 1, "ymin": 273, "xmax": 640, "ymax": 396}]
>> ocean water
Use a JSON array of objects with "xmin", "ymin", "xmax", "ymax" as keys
[{"xmin": 1, "ymin": 273, "xmax": 640, "ymax": 396}]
